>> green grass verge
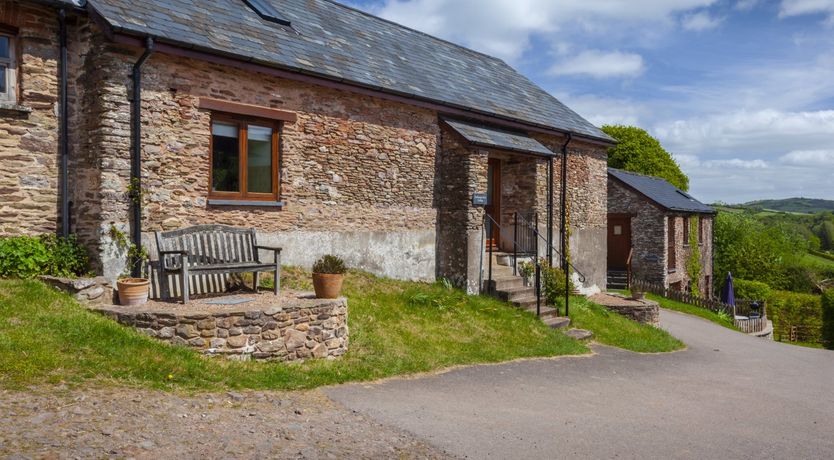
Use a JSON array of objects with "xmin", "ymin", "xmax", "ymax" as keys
[
  {"xmin": 568, "ymin": 296, "xmax": 685, "ymax": 353},
  {"xmin": 803, "ymin": 252, "xmax": 834, "ymax": 268},
  {"xmin": 643, "ymin": 293, "xmax": 737, "ymax": 330},
  {"xmin": 0, "ymin": 269, "xmax": 588, "ymax": 391}
]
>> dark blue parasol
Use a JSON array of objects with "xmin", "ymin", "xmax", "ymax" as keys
[{"xmin": 720, "ymin": 272, "xmax": 735, "ymax": 307}]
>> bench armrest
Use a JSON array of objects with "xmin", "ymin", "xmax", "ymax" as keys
[
  {"xmin": 159, "ymin": 249, "xmax": 189, "ymax": 255},
  {"xmin": 254, "ymin": 245, "xmax": 282, "ymax": 253},
  {"xmin": 158, "ymin": 249, "xmax": 189, "ymax": 271}
]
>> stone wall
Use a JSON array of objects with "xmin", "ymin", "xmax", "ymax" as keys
[
  {"xmin": 76, "ymin": 45, "xmax": 440, "ymax": 281},
  {"xmin": 92, "ymin": 296, "xmax": 348, "ymax": 361},
  {"xmin": 668, "ymin": 214, "xmax": 714, "ymax": 295},
  {"xmin": 0, "ymin": 0, "xmax": 62, "ymax": 235}
]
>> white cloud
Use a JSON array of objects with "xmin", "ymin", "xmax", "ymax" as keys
[
  {"xmin": 779, "ymin": 0, "xmax": 834, "ymax": 22},
  {"xmin": 369, "ymin": 0, "xmax": 717, "ymax": 61},
  {"xmin": 735, "ymin": 0, "xmax": 759, "ymax": 10},
  {"xmin": 653, "ymin": 109, "xmax": 834, "ymax": 157},
  {"xmin": 549, "ymin": 50, "xmax": 645, "ymax": 79},
  {"xmin": 681, "ymin": 11, "xmax": 724, "ymax": 30},
  {"xmin": 555, "ymin": 93, "xmax": 647, "ymax": 126},
  {"xmin": 780, "ymin": 149, "xmax": 834, "ymax": 166}
]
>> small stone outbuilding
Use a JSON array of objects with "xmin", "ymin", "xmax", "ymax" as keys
[{"xmin": 607, "ymin": 168, "xmax": 715, "ymax": 295}]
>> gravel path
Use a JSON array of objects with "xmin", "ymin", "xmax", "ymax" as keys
[{"xmin": 0, "ymin": 386, "xmax": 452, "ymax": 459}]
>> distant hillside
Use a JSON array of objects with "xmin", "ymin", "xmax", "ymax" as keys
[{"xmin": 742, "ymin": 198, "xmax": 834, "ymax": 214}]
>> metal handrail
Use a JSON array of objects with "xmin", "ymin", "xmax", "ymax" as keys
[
  {"xmin": 626, "ymin": 248, "xmax": 634, "ymax": 288},
  {"xmin": 482, "ymin": 213, "xmax": 542, "ymax": 317},
  {"xmin": 516, "ymin": 212, "xmax": 587, "ymax": 284}
]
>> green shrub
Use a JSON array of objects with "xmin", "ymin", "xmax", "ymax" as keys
[
  {"xmin": 822, "ymin": 290, "xmax": 834, "ymax": 349},
  {"xmin": 0, "ymin": 234, "xmax": 89, "ymax": 279},
  {"xmin": 769, "ymin": 290, "xmax": 823, "ymax": 343},
  {"xmin": 733, "ymin": 279, "xmax": 772, "ymax": 302},
  {"xmin": 540, "ymin": 260, "xmax": 574, "ymax": 307},
  {"xmin": 312, "ymin": 255, "xmax": 347, "ymax": 274}
]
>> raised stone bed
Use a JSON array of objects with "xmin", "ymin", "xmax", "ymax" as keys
[
  {"xmin": 90, "ymin": 292, "xmax": 348, "ymax": 361},
  {"xmin": 590, "ymin": 293, "xmax": 660, "ymax": 324},
  {"xmin": 39, "ymin": 275, "xmax": 114, "ymax": 305}
]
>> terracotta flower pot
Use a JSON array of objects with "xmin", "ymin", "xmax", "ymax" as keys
[
  {"xmin": 117, "ymin": 278, "xmax": 150, "ymax": 306},
  {"xmin": 312, "ymin": 273, "xmax": 344, "ymax": 299}
]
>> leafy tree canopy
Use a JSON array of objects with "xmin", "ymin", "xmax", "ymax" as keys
[{"xmin": 602, "ymin": 125, "xmax": 689, "ymax": 191}]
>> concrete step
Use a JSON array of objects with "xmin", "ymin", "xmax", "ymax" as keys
[
  {"xmin": 496, "ymin": 286, "xmax": 537, "ymax": 302},
  {"xmin": 565, "ymin": 328, "xmax": 593, "ymax": 340},
  {"xmin": 518, "ymin": 303, "xmax": 560, "ymax": 319},
  {"xmin": 543, "ymin": 316, "xmax": 571, "ymax": 329},
  {"xmin": 490, "ymin": 276, "xmax": 525, "ymax": 291}
]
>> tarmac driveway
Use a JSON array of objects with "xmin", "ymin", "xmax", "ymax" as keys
[{"xmin": 327, "ymin": 310, "xmax": 834, "ymax": 459}]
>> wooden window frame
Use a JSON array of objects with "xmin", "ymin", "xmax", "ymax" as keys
[
  {"xmin": 0, "ymin": 31, "xmax": 17, "ymax": 104},
  {"xmin": 698, "ymin": 217, "xmax": 705, "ymax": 245},
  {"xmin": 682, "ymin": 215, "xmax": 690, "ymax": 247},
  {"xmin": 208, "ymin": 113, "xmax": 281, "ymax": 202},
  {"xmin": 667, "ymin": 217, "xmax": 677, "ymax": 271}
]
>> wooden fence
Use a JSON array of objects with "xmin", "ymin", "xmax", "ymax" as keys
[{"xmin": 631, "ymin": 280, "xmax": 769, "ymax": 333}]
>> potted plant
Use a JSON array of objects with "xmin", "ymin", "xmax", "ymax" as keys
[
  {"xmin": 518, "ymin": 260, "xmax": 535, "ymax": 287},
  {"xmin": 630, "ymin": 283, "xmax": 646, "ymax": 301},
  {"xmin": 312, "ymin": 255, "xmax": 347, "ymax": 299},
  {"xmin": 113, "ymin": 232, "xmax": 150, "ymax": 306}
]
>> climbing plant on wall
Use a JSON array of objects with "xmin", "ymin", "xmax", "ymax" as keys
[{"xmin": 686, "ymin": 215, "xmax": 702, "ymax": 296}]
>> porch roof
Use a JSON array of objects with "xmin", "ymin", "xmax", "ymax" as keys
[{"xmin": 443, "ymin": 118, "xmax": 556, "ymax": 157}]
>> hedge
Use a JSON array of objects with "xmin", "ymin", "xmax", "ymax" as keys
[
  {"xmin": 733, "ymin": 279, "xmax": 772, "ymax": 302},
  {"xmin": 822, "ymin": 290, "xmax": 834, "ymax": 349},
  {"xmin": 0, "ymin": 234, "xmax": 89, "ymax": 279},
  {"xmin": 769, "ymin": 290, "xmax": 823, "ymax": 343}
]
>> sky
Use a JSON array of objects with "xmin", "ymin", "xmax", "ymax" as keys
[{"xmin": 343, "ymin": 0, "xmax": 834, "ymax": 204}]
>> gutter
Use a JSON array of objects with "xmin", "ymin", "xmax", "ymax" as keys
[
  {"xmin": 130, "ymin": 36, "xmax": 153, "ymax": 278},
  {"xmin": 58, "ymin": 7, "xmax": 69, "ymax": 236}
]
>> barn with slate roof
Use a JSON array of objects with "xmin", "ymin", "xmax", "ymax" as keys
[
  {"xmin": 0, "ymin": 0, "xmax": 614, "ymax": 295},
  {"xmin": 607, "ymin": 168, "xmax": 716, "ymax": 296}
]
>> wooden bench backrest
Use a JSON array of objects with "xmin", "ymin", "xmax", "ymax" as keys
[{"xmin": 155, "ymin": 224, "xmax": 259, "ymax": 268}]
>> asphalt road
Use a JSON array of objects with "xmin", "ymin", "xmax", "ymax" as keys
[{"xmin": 327, "ymin": 310, "xmax": 834, "ymax": 459}]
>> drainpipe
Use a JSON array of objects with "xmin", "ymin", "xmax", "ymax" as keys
[
  {"xmin": 130, "ymin": 37, "xmax": 154, "ymax": 277},
  {"xmin": 560, "ymin": 133, "xmax": 572, "ymax": 315},
  {"xmin": 59, "ymin": 8, "xmax": 69, "ymax": 237},
  {"xmin": 546, "ymin": 156, "xmax": 553, "ymax": 266}
]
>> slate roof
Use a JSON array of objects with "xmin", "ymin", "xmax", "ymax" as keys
[
  {"xmin": 84, "ymin": 0, "xmax": 613, "ymax": 143},
  {"xmin": 443, "ymin": 119, "xmax": 555, "ymax": 157},
  {"xmin": 609, "ymin": 168, "xmax": 715, "ymax": 214}
]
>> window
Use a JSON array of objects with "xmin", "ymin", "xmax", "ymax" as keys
[
  {"xmin": 210, "ymin": 115, "xmax": 280, "ymax": 201},
  {"xmin": 698, "ymin": 217, "xmax": 704, "ymax": 245},
  {"xmin": 682, "ymin": 216, "xmax": 690, "ymax": 246},
  {"xmin": 0, "ymin": 32, "xmax": 16, "ymax": 103}
]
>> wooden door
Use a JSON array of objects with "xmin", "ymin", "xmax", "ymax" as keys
[
  {"xmin": 607, "ymin": 215, "xmax": 631, "ymax": 270},
  {"xmin": 485, "ymin": 158, "xmax": 501, "ymax": 249}
]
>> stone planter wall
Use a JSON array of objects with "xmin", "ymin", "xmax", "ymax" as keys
[
  {"xmin": 92, "ymin": 297, "xmax": 348, "ymax": 361},
  {"xmin": 604, "ymin": 300, "xmax": 660, "ymax": 324}
]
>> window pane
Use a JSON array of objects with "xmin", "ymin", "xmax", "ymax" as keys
[
  {"xmin": 0, "ymin": 37, "xmax": 8, "ymax": 59},
  {"xmin": 247, "ymin": 125, "xmax": 273, "ymax": 194},
  {"xmin": 0, "ymin": 65, "xmax": 6, "ymax": 94},
  {"xmin": 211, "ymin": 122, "xmax": 240, "ymax": 192}
]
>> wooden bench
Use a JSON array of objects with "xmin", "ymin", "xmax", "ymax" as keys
[{"xmin": 155, "ymin": 225, "xmax": 281, "ymax": 303}]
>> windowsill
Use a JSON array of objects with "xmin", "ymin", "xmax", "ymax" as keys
[
  {"xmin": 207, "ymin": 199, "xmax": 284, "ymax": 207},
  {"xmin": 0, "ymin": 102, "xmax": 32, "ymax": 113}
]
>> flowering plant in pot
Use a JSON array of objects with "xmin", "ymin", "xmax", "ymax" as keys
[
  {"xmin": 110, "ymin": 225, "xmax": 150, "ymax": 306},
  {"xmin": 518, "ymin": 260, "xmax": 535, "ymax": 287},
  {"xmin": 312, "ymin": 255, "xmax": 347, "ymax": 299}
]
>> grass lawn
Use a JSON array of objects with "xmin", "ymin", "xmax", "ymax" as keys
[
  {"xmin": 0, "ymin": 269, "xmax": 589, "ymax": 391},
  {"xmin": 644, "ymin": 293, "xmax": 737, "ymax": 330},
  {"xmin": 0, "ymin": 268, "xmax": 686, "ymax": 391},
  {"xmin": 803, "ymin": 252, "xmax": 834, "ymax": 269},
  {"xmin": 568, "ymin": 296, "xmax": 685, "ymax": 353}
]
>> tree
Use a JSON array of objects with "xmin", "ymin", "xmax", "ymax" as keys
[{"xmin": 602, "ymin": 125, "xmax": 689, "ymax": 191}]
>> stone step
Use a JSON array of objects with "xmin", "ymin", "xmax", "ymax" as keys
[
  {"xmin": 543, "ymin": 316, "xmax": 571, "ymax": 329},
  {"xmin": 565, "ymin": 328, "xmax": 593, "ymax": 340},
  {"xmin": 490, "ymin": 276, "xmax": 525, "ymax": 291},
  {"xmin": 519, "ymin": 303, "xmax": 560, "ymax": 319},
  {"xmin": 496, "ymin": 286, "xmax": 537, "ymax": 302}
]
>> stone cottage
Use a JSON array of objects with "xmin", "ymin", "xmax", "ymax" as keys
[
  {"xmin": 0, "ymin": 0, "xmax": 613, "ymax": 294},
  {"xmin": 607, "ymin": 168, "xmax": 715, "ymax": 295}
]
